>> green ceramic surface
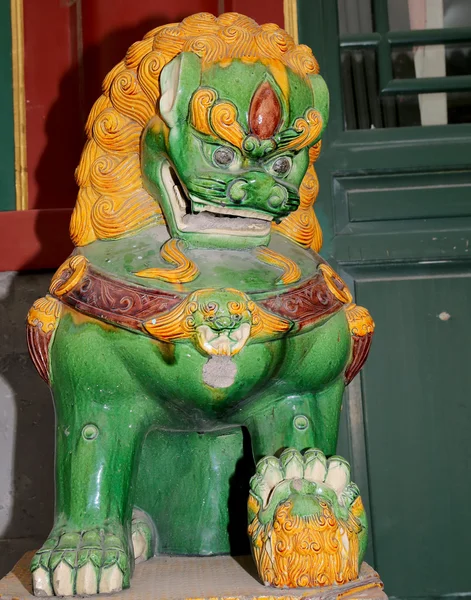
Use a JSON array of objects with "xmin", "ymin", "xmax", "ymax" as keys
[
  {"xmin": 78, "ymin": 229, "xmax": 322, "ymax": 296},
  {"xmin": 28, "ymin": 20, "xmax": 371, "ymax": 595},
  {"xmin": 48, "ymin": 305, "xmax": 351, "ymax": 555}
]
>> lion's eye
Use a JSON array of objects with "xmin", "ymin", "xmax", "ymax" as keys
[
  {"xmin": 272, "ymin": 156, "xmax": 292, "ymax": 175},
  {"xmin": 213, "ymin": 146, "xmax": 235, "ymax": 167}
]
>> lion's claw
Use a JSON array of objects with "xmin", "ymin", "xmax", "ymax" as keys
[
  {"xmin": 31, "ymin": 508, "xmax": 155, "ymax": 596},
  {"xmin": 31, "ymin": 524, "xmax": 130, "ymax": 596},
  {"xmin": 248, "ymin": 448, "xmax": 368, "ymax": 588}
]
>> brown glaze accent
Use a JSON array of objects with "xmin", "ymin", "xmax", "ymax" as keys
[
  {"xmin": 345, "ymin": 332, "xmax": 373, "ymax": 385},
  {"xmin": 57, "ymin": 267, "xmax": 343, "ymax": 338},
  {"xmin": 259, "ymin": 274, "xmax": 344, "ymax": 329},
  {"xmin": 27, "ymin": 325, "xmax": 52, "ymax": 384},
  {"xmin": 59, "ymin": 266, "xmax": 181, "ymax": 332},
  {"xmin": 249, "ymin": 82, "xmax": 281, "ymax": 139}
]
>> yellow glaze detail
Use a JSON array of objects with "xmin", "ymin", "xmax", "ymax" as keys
[
  {"xmin": 138, "ymin": 50, "xmax": 166, "ymax": 101},
  {"xmin": 318, "ymin": 263, "xmax": 353, "ymax": 304},
  {"xmin": 109, "ymin": 70, "xmax": 154, "ymax": 127},
  {"xmin": 285, "ymin": 44, "xmax": 319, "ymax": 75},
  {"xmin": 273, "ymin": 147, "xmax": 322, "ymax": 251},
  {"xmin": 185, "ymin": 588, "xmax": 383, "ymax": 600},
  {"xmin": 264, "ymin": 58, "xmax": 290, "ymax": 101},
  {"xmin": 91, "ymin": 190, "xmax": 160, "ymax": 240},
  {"xmin": 309, "ymin": 140, "xmax": 322, "ymax": 163},
  {"xmin": 50, "ymin": 255, "xmax": 88, "ymax": 297},
  {"xmin": 281, "ymin": 108, "xmax": 323, "ymax": 152},
  {"xmin": 186, "ymin": 598, "xmax": 298, "ymax": 600},
  {"xmin": 27, "ymin": 295, "xmax": 62, "ymax": 334},
  {"xmin": 346, "ymin": 304, "xmax": 375, "ymax": 337},
  {"xmin": 144, "ymin": 295, "xmax": 200, "ymax": 342},
  {"xmin": 143, "ymin": 288, "xmax": 291, "ymax": 356},
  {"xmin": 135, "ymin": 239, "xmax": 200, "ymax": 284},
  {"xmin": 249, "ymin": 300, "xmax": 292, "ymax": 338},
  {"xmin": 255, "ymin": 247, "xmax": 301, "ymax": 285},
  {"xmin": 71, "ymin": 13, "xmax": 322, "ymax": 246},
  {"xmin": 92, "ymin": 108, "xmax": 141, "ymax": 154},
  {"xmin": 210, "ymin": 101, "xmax": 245, "ymax": 149},
  {"xmin": 351, "ymin": 495, "xmax": 366, "ymax": 519},
  {"xmin": 248, "ymin": 500, "xmax": 361, "ymax": 588},
  {"xmin": 190, "ymin": 88, "xmax": 217, "ymax": 136}
]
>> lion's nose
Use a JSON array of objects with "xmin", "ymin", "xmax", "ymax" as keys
[
  {"xmin": 212, "ymin": 316, "xmax": 233, "ymax": 330},
  {"xmin": 227, "ymin": 179, "xmax": 248, "ymax": 204},
  {"xmin": 267, "ymin": 184, "xmax": 288, "ymax": 210}
]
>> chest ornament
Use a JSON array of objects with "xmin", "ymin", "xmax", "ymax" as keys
[{"xmin": 48, "ymin": 255, "xmax": 347, "ymax": 350}]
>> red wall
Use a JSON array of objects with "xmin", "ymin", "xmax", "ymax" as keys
[{"xmin": 0, "ymin": 0, "xmax": 284, "ymax": 270}]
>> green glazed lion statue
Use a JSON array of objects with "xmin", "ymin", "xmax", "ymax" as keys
[{"xmin": 27, "ymin": 12, "xmax": 375, "ymax": 596}]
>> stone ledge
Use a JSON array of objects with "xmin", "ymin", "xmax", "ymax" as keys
[{"xmin": 0, "ymin": 552, "xmax": 387, "ymax": 600}]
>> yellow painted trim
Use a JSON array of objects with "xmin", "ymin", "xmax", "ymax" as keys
[
  {"xmin": 255, "ymin": 247, "xmax": 301, "ymax": 285},
  {"xmin": 283, "ymin": 0, "xmax": 299, "ymax": 44},
  {"xmin": 318, "ymin": 263, "xmax": 353, "ymax": 304},
  {"xmin": 135, "ymin": 239, "xmax": 200, "ymax": 284},
  {"xmin": 346, "ymin": 304, "xmax": 375, "ymax": 336},
  {"xmin": 144, "ymin": 287, "xmax": 291, "ymax": 355},
  {"xmin": 10, "ymin": 0, "xmax": 28, "ymax": 210},
  {"xmin": 27, "ymin": 295, "xmax": 62, "ymax": 334},
  {"xmin": 50, "ymin": 256, "xmax": 88, "ymax": 297}
]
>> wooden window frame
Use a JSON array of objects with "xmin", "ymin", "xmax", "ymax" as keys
[
  {"xmin": 340, "ymin": 0, "xmax": 471, "ymax": 94},
  {"xmin": 0, "ymin": 0, "xmax": 290, "ymax": 272}
]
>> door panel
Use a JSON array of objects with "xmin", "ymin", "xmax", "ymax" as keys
[
  {"xmin": 299, "ymin": 1, "xmax": 471, "ymax": 597},
  {"xmin": 357, "ymin": 264, "xmax": 471, "ymax": 596},
  {"xmin": 333, "ymin": 171, "xmax": 471, "ymax": 262}
]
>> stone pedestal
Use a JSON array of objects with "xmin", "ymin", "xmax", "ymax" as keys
[{"xmin": 0, "ymin": 552, "xmax": 387, "ymax": 600}]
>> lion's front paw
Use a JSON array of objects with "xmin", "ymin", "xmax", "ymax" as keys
[
  {"xmin": 248, "ymin": 448, "xmax": 368, "ymax": 588},
  {"xmin": 31, "ymin": 524, "xmax": 131, "ymax": 596}
]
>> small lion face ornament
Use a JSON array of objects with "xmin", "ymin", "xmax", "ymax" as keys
[
  {"xmin": 191, "ymin": 290, "xmax": 253, "ymax": 356},
  {"xmin": 141, "ymin": 53, "xmax": 328, "ymax": 249},
  {"xmin": 144, "ymin": 287, "xmax": 291, "ymax": 357}
]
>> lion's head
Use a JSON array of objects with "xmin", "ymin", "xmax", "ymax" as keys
[{"xmin": 71, "ymin": 12, "xmax": 328, "ymax": 251}]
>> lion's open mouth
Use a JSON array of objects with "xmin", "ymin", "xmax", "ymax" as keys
[{"xmin": 161, "ymin": 162, "xmax": 272, "ymax": 236}]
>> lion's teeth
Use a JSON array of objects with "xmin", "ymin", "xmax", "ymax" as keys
[
  {"xmin": 196, "ymin": 324, "xmax": 251, "ymax": 356},
  {"xmin": 230, "ymin": 323, "xmax": 251, "ymax": 353},
  {"xmin": 173, "ymin": 184, "xmax": 187, "ymax": 211},
  {"xmin": 189, "ymin": 196, "xmax": 273, "ymax": 221}
]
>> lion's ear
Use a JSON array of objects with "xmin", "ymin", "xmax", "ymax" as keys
[
  {"xmin": 159, "ymin": 52, "xmax": 202, "ymax": 128},
  {"xmin": 307, "ymin": 74, "xmax": 329, "ymax": 141}
]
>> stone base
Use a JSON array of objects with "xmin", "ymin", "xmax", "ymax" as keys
[{"xmin": 0, "ymin": 552, "xmax": 387, "ymax": 600}]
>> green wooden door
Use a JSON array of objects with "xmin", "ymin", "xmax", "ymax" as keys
[{"xmin": 298, "ymin": 1, "xmax": 471, "ymax": 598}]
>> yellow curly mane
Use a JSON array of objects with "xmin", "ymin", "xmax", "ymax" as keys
[{"xmin": 71, "ymin": 12, "xmax": 323, "ymax": 251}]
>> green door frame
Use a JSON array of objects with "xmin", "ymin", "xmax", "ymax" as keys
[{"xmin": 297, "ymin": 1, "xmax": 471, "ymax": 597}]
